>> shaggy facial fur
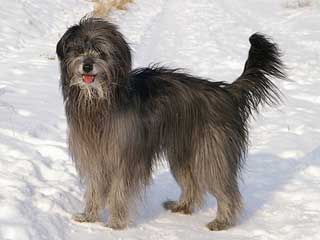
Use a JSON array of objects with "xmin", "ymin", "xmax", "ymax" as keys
[
  {"xmin": 88, "ymin": 0, "xmax": 134, "ymax": 17},
  {"xmin": 56, "ymin": 18, "xmax": 286, "ymax": 231}
]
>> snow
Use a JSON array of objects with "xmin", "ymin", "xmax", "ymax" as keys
[{"xmin": 0, "ymin": 0, "xmax": 320, "ymax": 239}]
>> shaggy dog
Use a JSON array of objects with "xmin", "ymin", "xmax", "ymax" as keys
[
  {"xmin": 88, "ymin": 0, "xmax": 134, "ymax": 16},
  {"xmin": 56, "ymin": 18, "xmax": 285, "ymax": 231}
]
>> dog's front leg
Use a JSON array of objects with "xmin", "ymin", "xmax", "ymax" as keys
[
  {"xmin": 106, "ymin": 178, "xmax": 131, "ymax": 230},
  {"xmin": 73, "ymin": 183, "xmax": 100, "ymax": 223}
]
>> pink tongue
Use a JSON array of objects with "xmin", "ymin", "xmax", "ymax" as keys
[{"xmin": 83, "ymin": 75, "xmax": 94, "ymax": 84}]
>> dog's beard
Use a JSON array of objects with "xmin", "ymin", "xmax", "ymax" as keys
[{"xmin": 70, "ymin": 78, "xmax": 107, "ymax": 100}]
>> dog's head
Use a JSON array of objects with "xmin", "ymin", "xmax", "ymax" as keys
[{"xmin": 56, "ymin": 18, "xmax": 132, "ymax": 101}]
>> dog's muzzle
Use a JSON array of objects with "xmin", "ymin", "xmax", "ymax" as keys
[{"xmin": 82, "ymin": 61, "xmax": 96, "ymax": 84}]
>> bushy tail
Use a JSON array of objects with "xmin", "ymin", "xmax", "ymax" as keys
[{"xmin": 228, "ymin": 33, "xmax": 286, "ymax": 120}]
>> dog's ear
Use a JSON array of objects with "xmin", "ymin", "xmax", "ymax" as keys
[{"xmin": 56, "ymin": 25, "xmax": 79, "ymax": 60}]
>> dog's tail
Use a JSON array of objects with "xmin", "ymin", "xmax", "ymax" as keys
[{"xmin": 228, "ymin": 33, "xmax": 286, "ymax": 120}]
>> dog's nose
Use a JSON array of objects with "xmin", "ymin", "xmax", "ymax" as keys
[{"xmin": 83, "ymin": 63, "xmax": 93, "ymax": 73}]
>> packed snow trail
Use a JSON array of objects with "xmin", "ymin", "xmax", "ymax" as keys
[{"xmin": 0, "ymin": 0, "xmax": 320, "ymax": 239}]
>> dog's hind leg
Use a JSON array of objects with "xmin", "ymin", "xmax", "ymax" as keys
[
  {"xmin": 196, "ymin": 127, "xmax": 244, "ymax": 230},
  {"xmin": 207, "ymin": 184, "xmax": 242, "ymax": 231},
  {"xmin": 205, "ymin": 145, "xmax": 243, "ymax": 230},
  {"xmin": 163, "ymin": 163, "xmax": 203, "ymax": 215},
  {"xmin": 73, "ymin": 182, "xmax": 101, "ymax": 223}
]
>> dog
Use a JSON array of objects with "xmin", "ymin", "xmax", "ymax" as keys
[
  {"xmin": 88, "ymin": 0, "xmax": 134, "ymax": 17},
  {"xmin": 56, "ymin": 18, "xmax": 285, "ymax": 231}
]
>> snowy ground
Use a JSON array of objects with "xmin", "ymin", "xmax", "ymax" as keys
[{"xmin": 0, "ymin": 0, "xmax": 320, "ymax": 239}]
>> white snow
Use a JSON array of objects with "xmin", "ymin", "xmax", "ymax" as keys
[{"xmin": 0, "ymin": 0, "xmax": 320, "ymax": 239}]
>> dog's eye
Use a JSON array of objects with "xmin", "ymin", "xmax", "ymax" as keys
[
  {"xmin": 67, "ymin": 45, "xmax": 84, "ymax": 54},
  {"xmin": 64, "ymin": 45, "xmax": 83, "ymax": 55}
]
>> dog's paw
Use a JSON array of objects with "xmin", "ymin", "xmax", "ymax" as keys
[
  {"xmin": 162, "ymin": 200, "xmax": 192, "ymax": 215},
  {"xmin": 206, "ymin": 220, "xmax": 231, "ymax": 231},
  {"xmin": 162, "ymin": 200, "xmax": 176, "ymax": 210},
  {"xmin": 106, "ymin": 220, "xmax": 127, "ymax": 230},
  {"xmin": 72, "ymin": 213, "xmax": 97, "ymax": 223},
  {"xmin": 116, "ymin": 5, "xmax": 128, "ymax": 10}
]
